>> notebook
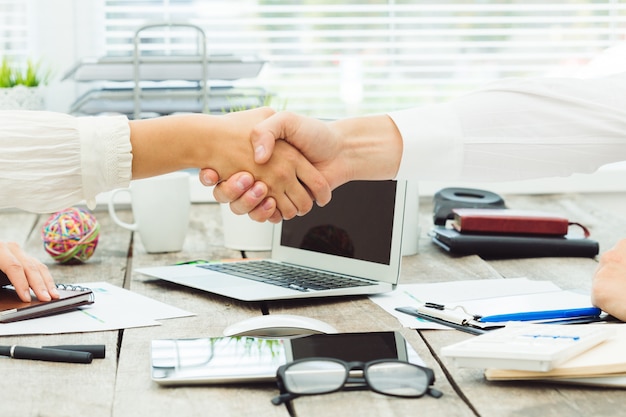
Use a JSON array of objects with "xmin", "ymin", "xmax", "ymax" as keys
[
  {"xmin": 137, "ymin": 180, "xmax": 407, "ymax": 301},
  {"xmin": 0, "ymin": 283, "xmax": 94, "ymax": 323}
]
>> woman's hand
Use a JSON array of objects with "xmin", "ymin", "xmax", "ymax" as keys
[{"xmin": 0, "ymin": 241, "xmax": 58, "ymax": 302}]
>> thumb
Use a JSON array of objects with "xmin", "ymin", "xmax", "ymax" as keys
[
  {"xmin": 199, "ymin": 168, "xmax": 219, "ymax": 186},
  {"xmin": 251, "ymin": 112, "xmax": 299, "ymax": 164}
]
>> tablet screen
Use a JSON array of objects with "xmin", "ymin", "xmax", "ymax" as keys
[{"xmin": 287, "ymin": 331, "xmax": 407, "ymax": 362}]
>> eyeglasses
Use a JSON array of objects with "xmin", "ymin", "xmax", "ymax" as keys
[{"xmin": 271, "ymin": 357, "xmax": 443, "ymax": 405}]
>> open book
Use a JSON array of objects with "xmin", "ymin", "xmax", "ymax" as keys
[{"xmin": 0, "ymin": 284, "xmax": 94, "ymax": 323}]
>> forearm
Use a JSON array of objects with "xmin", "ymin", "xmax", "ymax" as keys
[
  {"xmin": 129, "ymin": 113, "xmax": 223, "ymax": 179},
  {"xmin": 391, "ymin": 72, "xmax": 626, "ymax": 182},
  {"xmin": 328, "ymin": 114, "xmax": 403, "ymax": 186}
]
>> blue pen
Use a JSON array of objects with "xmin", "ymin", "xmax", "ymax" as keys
[{"xmin": 478, "ymin": 307, "xmax": 602, "ymax": 323}]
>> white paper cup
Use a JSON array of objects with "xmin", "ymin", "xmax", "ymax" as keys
[{"xmin": 220, "ymin": 204, "xmax": 274, "ymax": 251}]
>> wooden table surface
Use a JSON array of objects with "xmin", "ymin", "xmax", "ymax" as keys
[{"xmin": 2, "ymin": 191, "xmax": 625, "ymax": 417}]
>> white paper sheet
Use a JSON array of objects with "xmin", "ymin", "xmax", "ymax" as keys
[
  {"xmin": 0, "ymin": 281, "xmax": 194, "ymax": 336},
  {"xmin": 369, "ymin": 278, "xmax": 590, "ymax": 330}
]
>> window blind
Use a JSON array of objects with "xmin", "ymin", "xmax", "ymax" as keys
[
  {"xmin": 106, "ymin": 1, "xmax": 626, "ymax": 118},
  {"xmin": 0, "ymin": 0, "xmax": 29, "ymax": 61}
]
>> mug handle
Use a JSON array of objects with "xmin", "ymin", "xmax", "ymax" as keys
[{"xmin": 107, "ymin": 188, "xmax": 139, "ymax": 231}]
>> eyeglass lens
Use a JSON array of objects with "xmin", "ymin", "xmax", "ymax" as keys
[
  {"xmin": 366, "ymin": 361, "xmax": 429, "ymax": 397},
  {"xmin": 283, "ymin": 359, "xmax": 430, "ymax": 397},
  {"xmin": 283, "ymin": 360, "xmax": 346, "ymax": 394}
]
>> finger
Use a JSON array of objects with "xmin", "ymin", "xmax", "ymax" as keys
[
  {"xmin": 251, "ymin": 112, "xmax": 299, "ymax": 164},
  {"xmin": 247, "ymin": 198, "xmax": 278, "ymax": 223},
  {"xmin": 229, "ymin": 181, "xmax": 270, "ymax": 215},
  {"xmin": 213, "ymin": 172, "xmax": 255, "ymax": 203},
  {"xmin": 268, "ymin": 210, "xmax": 283, "ymax": 224},
  {"xmin": 20, "ymin": 258, "xmax": 52, "ymax": 302},
  {"xmin": 284, "ymin": 180, "xmax": 314, "ymax": 217},
  {"xmin": 0, "ymin": 242, "xmax": 31, "ymax": 301},
  {"xmin": 36, "ymin": 263, "xmax": 59, "ymax": 299},
  {"xmin": 272, "ymin": 191, "xmax": 298, "ymax": 220},
  {"xmin": 199, "ymin": 168, "xmax": 219, "ymax": 186},
  {"xmin": 295, "ymin": 162, "xmax": 332, "ymax": 208},
  {"xmin": 7, "ymin": 242, "xmax": 57, "ymax": 302}
]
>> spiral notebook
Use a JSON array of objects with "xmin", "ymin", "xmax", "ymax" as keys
[{"xmin": 0, "ymin": 280, "xmax": 94, "ymax": 323}]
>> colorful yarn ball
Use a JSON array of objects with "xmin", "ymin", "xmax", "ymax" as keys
[{"xmin": 41, "ymin": 207, "xmax": 100, "ymax": 264}]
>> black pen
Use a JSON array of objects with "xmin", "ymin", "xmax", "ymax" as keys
[
  {"xmin": 0, "ymin": 345, "xmax": 93, "ymax": 363},
  {"xmin": 395, "ymin": 306, "xmax": 487, "ymax": 336}
]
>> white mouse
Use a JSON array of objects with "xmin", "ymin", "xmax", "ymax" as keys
[{"xmin": 223, "ymin": 314, "xmax": 338, "ymax": 338}]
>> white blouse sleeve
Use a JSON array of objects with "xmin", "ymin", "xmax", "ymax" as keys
[
  {"xmin": 389, "ymin": 72, "xmax": 626, "ymax": 182},
  {"xmin": 0, "ymin": 111, "xmax": 132, "ymax": 213}
]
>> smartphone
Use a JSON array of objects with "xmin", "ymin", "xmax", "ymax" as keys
[{"xmin": 151, "ymin": 331, "xmax": 408, "ymax": 386}]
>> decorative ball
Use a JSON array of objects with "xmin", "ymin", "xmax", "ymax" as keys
[{"xmin": 41, "ymin": 207, "xmax": 100, "ymax": 264}]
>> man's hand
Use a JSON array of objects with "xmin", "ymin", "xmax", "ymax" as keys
[
  {"xmin": 592, "ymin": 239, "xmax": 626, "ymax": 321},
  {"xmin": 201, "ymin": 111, "xmax": 402, "ymax": 222},
  {"xmin": 202, "ymin": 111, "xmax": 347, "ymax": 222},
  {"xmin": 202, "ymin": 108, "xmax": 331, "ymax": 220}
]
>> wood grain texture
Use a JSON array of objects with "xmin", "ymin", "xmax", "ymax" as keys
[{"xmin": 1, "ymin": 191, "xmax": 625, "ymax": 417}]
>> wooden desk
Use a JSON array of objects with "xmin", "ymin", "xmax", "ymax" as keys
[{"xmin": 2, "ymin": 192, "xmax": 626, "ymax": 417}]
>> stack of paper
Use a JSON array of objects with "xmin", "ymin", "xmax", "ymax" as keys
[{"xmin": 485, "ymin": 324, "xmax": 626, "ymax": 387}]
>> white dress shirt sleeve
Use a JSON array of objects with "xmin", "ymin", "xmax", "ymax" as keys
[
  {"xmin": 0, "ymin": 111, "xmax": 131, "ymax": 213},
  {"xmin": 389, "ymin": 72, "xmax": 626, "ymax": 182}
]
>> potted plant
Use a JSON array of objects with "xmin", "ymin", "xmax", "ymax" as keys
[{"xmin": 0, "ymin": 57, "xmax": 50, "ymax": 110}]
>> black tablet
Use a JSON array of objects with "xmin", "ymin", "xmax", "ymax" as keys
[{"xmin": 150, "ymin": 331, "xmax": 408, "ymax": 386}]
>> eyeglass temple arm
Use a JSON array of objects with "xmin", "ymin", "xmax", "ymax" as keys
[
  {"xmin": 427, "ymin": 386, "xmax": 444, "ymax": 398},
  {"xmin": 271, "ymin": 392, "xmax": 299, "ymax": 406}
]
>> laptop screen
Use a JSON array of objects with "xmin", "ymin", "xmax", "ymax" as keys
[{"xmin": 279, "ymin": 181, "xmax": 397, "ymax": 265}]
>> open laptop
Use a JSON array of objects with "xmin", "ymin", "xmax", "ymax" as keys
[{"xmin": 137, "ymin": 180, "xmax": 406, "ymax": 301}]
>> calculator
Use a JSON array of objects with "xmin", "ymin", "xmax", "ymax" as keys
[{"xmin": 441, "ymin": 323, "xmax": 612, "ymax": 372}]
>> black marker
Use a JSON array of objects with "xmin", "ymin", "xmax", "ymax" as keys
[
  {"xmin": 43, "ymin": 344, "xmax": 106, "ymax": 359},
  {"xmin": 0, "ymin": 345, "xmax": 93, "ymax": 363}
]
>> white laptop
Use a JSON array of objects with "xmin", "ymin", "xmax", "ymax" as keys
[{"xmin": 137, "ymin": 180, "xmax": 406, "ymax": 301}]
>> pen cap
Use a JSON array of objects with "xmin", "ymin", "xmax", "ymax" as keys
[
  {"xmin": 13, "ymin": 346, "xmax": 93, "ymax": 364},
  {"xmin": 43, "ymin": 344, "xmax": 106, "ymax": 359}
]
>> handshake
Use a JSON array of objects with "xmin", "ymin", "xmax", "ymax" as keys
[{"xmin": 194, "ymin": 107, "xmax": 403, "ymax": 224}]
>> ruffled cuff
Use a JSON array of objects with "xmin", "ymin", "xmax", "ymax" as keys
[{"xmin": 77, "ymin": 115, "xmax": 131, "ymax": 208}]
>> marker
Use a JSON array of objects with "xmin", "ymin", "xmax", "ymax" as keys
[
  {"xmin": 43, "ymin": 344, "xmax": 106, "ymax": 359},
  {"xmin": 478, "ymin": 307, "xmax": 602, "ymax": 323},
  {"xmin": 0, "ymin": 345, "xmax": 93, "ymax": 363}
]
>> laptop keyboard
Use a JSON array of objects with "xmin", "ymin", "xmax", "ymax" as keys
[{"xmin": 198, "ymin": 260, "xmax": 373, "ymax": 292}]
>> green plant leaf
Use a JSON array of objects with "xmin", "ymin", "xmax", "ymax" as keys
[{"xmin": 0, "ymin": 57, "xmax": 49, "ymax": 88}]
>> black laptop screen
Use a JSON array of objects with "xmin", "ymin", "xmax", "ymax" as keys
[{"xmin": 279, "ymin": 180, "xmax": 397, "ymax": 265}]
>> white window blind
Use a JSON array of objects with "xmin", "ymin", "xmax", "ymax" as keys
[
  {"xmin": 110, "ymin": 1, "xmax": 626, "ymax": 118},
  {"xmin": 0, "ymin": 0, "xmax": 29, "ymax": 61}
]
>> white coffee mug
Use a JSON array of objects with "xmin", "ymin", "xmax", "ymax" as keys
[
  {"xmin": 108, "ymin": 172, "xmax": 191, "ymax": 253},
  {"xmin": 220, "ymin": 204, "xmax": 274, "ymax": 251}
]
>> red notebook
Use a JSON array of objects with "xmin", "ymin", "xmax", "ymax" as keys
[{"xmin": 451, "ymin": 209, "xmax": 589, "ymax": 237}]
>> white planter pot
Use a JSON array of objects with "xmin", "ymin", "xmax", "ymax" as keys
[{"xmin": 0, "ymin": 85, "xmax": 45, "ymax": 110}]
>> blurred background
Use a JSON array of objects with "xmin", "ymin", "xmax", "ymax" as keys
[{"xmin": 2, "ymin": 0, "xmax": 626, "ymax": 194}]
